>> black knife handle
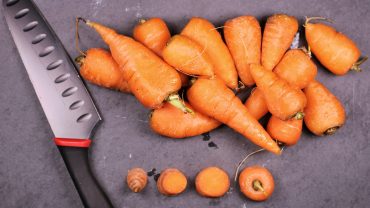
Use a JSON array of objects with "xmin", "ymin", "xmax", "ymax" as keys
[{"xmin": 58, "ymin": 146, "xmax": 113, "ymax": 208}]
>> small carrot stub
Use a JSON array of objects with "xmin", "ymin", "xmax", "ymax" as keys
[
  {"xmin": 77, "ymin": 48, "xmax": 130, "ymax": 93},
  {"xmin": 133, "ymin": 18, "xmax": 171, "ymax": 57},
  {"xmin": 195, "ymin": 167, "xmax": 230, "ymax": 198},
  {"xmin": 239, "ymin": 166, "xmax": 274, "ymax": 201},
  {"xmin": 127, "ymin": 168, "xmax": 148, "ymax": 193},
  {"xmin": 262, "ymin": 14, "xmax": 299, "ymax": 71},
  {"xmin": 150, "ymin": 101, "xmax": 221, "ymax": 139},
  {"xmin": 224, "ymin": 16, "xmax": 261, "ymax": 86},
  {"xmin": 305, "ymin": 17, "xmax": 366, "ymax": 75},
  {"xmin": 244, "ymin": 88, "xmax": 268, "ymax": 120},
  {"xmin": 250, "ymin": 64, "xmax": 306, "ymax": 121},
  {"xmin": 304, "ymin": 81, "xmax": 346, "ymax": 136},
  {"xmin": 187, "ymin": 78, "xmax": 281, "ymax": 154},
  {"xmin": 273, "ymin": 49, "xmax": 317, "ymax": 89},
  {"xmin": 181, "ymin": 17, "xmax": 238, "ymax": 89},
  {"xmin": 267, "ymin": 115, "xmax": 302, "ymax": 146},
  {"xmin": 162, "ymin": 35, "xmax": 215, "ymax": 77},
  {"xmin": 157, "ymin": 168, "xmax": 187, "ymax": 196}
]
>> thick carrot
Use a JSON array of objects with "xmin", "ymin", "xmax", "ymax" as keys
[
  {"xmin": 267, "ymin": 115, "xmax": 302, "ymax": 146},
  {"xmin": 250, "ymin": 64, "xmax": 306, "ymax": 120},
  {"xmin": 181, "ymin": 17, "xmax": 238, "ymax": 89},
  {"xmin": 224, "ymin": 16, "xmax": 261, "ymax": 86},
  {"xmin": 162, "ymin": 35, "xmax": 214, "ymax": 77},
  {"xmin": 305, "ymin": 17, "xmax": 366, "ymax": 75},
  {"xmin": 262, "ymin": 14, "xmax": 298, "ymax": 71},
  {"xmin": 187, "ymin": 78, "xmax": 281, "ymax": 154},
  {"xmin": 304, "ymin": 81, "xmax": 346, "ymax": 136},
  {"xmin": 157, "ymin": 168, "xmax": 187, "ymax": 196},
  {"xmin": 133, "ymin": 18, "xmax": 171, "ymax": 57},
  {"xmin": 76, "ymin": 48, "xmax": 130, "ymax": 93},
  {"xmin": 239, "ymin": 166, "xmax": 274, "ymax": 201},
  {"xmin": 150, "ymin": 101, "xmax": 221, "ymax": 139},
  {"xmin": 196, "ymin": 167, "xmax": 230, "ymax": 198},
  {"xmin": 273, "ymin": 49, "xmax": 317, "ymax": 89},
  {"xmin": 244, "ymin": 88, "xmax": 268, "ymax": 120}
]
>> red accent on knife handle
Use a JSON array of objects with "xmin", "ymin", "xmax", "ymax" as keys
[{"xmin": 54, "ymin": 138, "xmax": 91, "ymax": 147}]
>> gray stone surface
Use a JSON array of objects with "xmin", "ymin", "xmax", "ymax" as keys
[{"xmin": 0, "ymin": 0, "xmax": 369, "ymax": 207}]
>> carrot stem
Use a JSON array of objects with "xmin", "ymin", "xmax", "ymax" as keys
[
  {"xmin": 75, "ymin": 17, "xmax": 87, "ymax": 56},
  {"xmin": 304, "ymin": 16, "xmax": 334, "ymax": 27},
  {"xmin": 74, "ymin": 54, "xmax": 85, "ymax": 67},
  {"xmin": 166, "ymin": 94, "xmax": 194, "ymax": 114},
  {"xmin": 234, "ymin": 149, "xmax": 265, "ymax": 183},
  {"xmin": 324, "ymin": 126, "xmax": 340, "ymax": 135},
  {"xmin": 299, "ymin": 46, "xmax": 312, "ymax": 58},
  {"xmin": 351, "ymin": 56, "xmax": 368, "ymax": 72},
  {"xmin": 292, "ymin": 112, "xmax": 305, "ymax": 120},
  {"xmin": 253, "ymin": 180, "xmax": 267, "ymax": 196},
  {"xmin": 139, "ymin": 19, "xmax": 147, "ymax": 24}
]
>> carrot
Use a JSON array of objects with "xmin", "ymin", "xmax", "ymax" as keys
[
  {"xmin": 133, "ymin": 18, "xmax": 171, "ymax": 57},
  {"xmin": 267, "ymin": 115, "xmax": 302, "ymax": 146},
  {"xmin": 179, "ymin": 73, "xmax": 189, "ymax": 87},
  {"xmin": 76, "ymin": 48, "xmax": 130, "ymax": 93},
  {"xmin": 239, "ymin": 166, "xmax": 274, "ymax": 201},
  {"xmin": 187, "ymin": 78, "xmax": 281, "ymax": 154},
  {"xmin": 305, "ymin": 17, "xmax": 367, "ymax": 75},
  {"xmin": 244, "ymin": 88, "xmax": 268, "ymax": 120},
  {"xmin": 262, "ymin": 14, "xmax": 298, "ymax": 71},
  {"xmin": 150, "ymin": 101, "xmax": 221, "ymax": 139},
  {"xmin": 195, "ymin": 167, "xmax": 230, "ymax": 198},
  {"xmin": 157, "ymin": 168, "xmax": 187, "ymax": 196},
  {"xmin": 224, "ymin": 16, "xmax": 261, "ymax": 86},
  {"xmin": 126, "ymin": 168, "xmax": 147, "ymax": 193},
  {"xmin": 304, "ymin": 81, "xmax": 346, "ymax": 136},
  {"xmin": 250, "ymin": 64, "xmax": 306, "ymax": 121},
  {"xmin": 181, "ymin": 17, "xmax": 238, "ymax": 89},
  {"xmin": 162, "ymin": 35, "xmax": 214, "ymax": 77},
  {"xmin": 273, "ymin": 49, "xmax": 317, "ymax": 89}
]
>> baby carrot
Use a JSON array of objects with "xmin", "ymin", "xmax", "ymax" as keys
[
  {"xmin": 244, "ymin": 88, "xmax": 268, "ymax": 120},
  {"xmin": 224, "ymin": 16, "xmax": 261, "ymax": 86},
  {"xmin": 304, "ymin": 81, "xmax": 346, "ymax": 136},
  {"xmin": 267, "ymin": 115, "xmax": 302, "ymax": 146},
  {"xmin": 305, "ymin": 17, "xmax": 367, "ymax": 75},
  {"xmin": 187, "ymin": 78, "xmax": 281, "ymax": 154},
  {"xmin": 162, "ymin": 35, "xmax": 214, "ymax": 77},
  {"xmin": 239, "ymin": 166, "xmax": 274, "ymax": 201},
  {"xmin": 250, "ymin": 64, "xmax": 306, "ymax": 121},
  {"xmin": 157, "ymin": 168, "xmax": 187, "ymax": 196},
  {"xmin": 150, "ymin": 101, "xmax": 221, "ymax": 139},
  {"xmin": 262, "ymin": 14, "xmax": 298, "ymax": 71},
  {"xmin": 196, "ymin": 167, "xmax": 230, "ymax": 198},
  {"xmin": 181, "ymin": 17, "xmax": 238, "ymax": 89}
]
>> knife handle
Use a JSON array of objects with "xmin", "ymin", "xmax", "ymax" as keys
[{"xmin": 55, "ymin": 138, "xmax": 113, "ymax": 208}]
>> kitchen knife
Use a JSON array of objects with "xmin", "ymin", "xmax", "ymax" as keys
[{"xmin": 2, "ymin": 0, "xmax": 113, "ymax": 207}]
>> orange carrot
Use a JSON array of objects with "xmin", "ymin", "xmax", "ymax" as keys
[
  {"xmin": 305, "ymin": 17, "xmax": 367, "ymax": 75},
  {"xmin": 244, "ymin": 88, "xmax": 268, "ymax": 120},
  {"xmin": 224, "ymin": 16, "xmax": 261, "ymax": 86},
  {"xmin": 162, "ymin": 35, "xmax": 215, "ymax": 77},
  {"xmin": 250, "ymin": 64, "xmax": 306, "ymax": 120},
  {"xmin": 157, "ymin": 168, "xmax": 187, "ymax": 196},
  {"xmin": 76, "ymin": 48, "xmax": 130, "ymax": 93},
  {"xmin": 262, "ymin": 14, "xmax": 298, "ymax": 71},
  {"xmin": 195, "ymin": 167, "xmax": 230, "ymax": 198},
  {"xmin": 133, "ymin": 18, "xmax": 171, "ymax": 57},
  {"xmin": 273, "ymin": 49, "xmax": 317, "ymax": 89},
  {"xmin": 267, "ymin": 115, "xmax": 302, "ymax": 146},
  {"xmin": 304, "ymin": 81, "xmax": 346, "ymax": 135},
  {"xmin": 187, "ymin": 78, "xmax": 281, "ymax": 154},
  {"xmin": 150, "ymin": 101, "xmax": 221, "ymax": 139},
  {"xmin": 239, "ymin": 166, "xmax": 274, "ymax": 201},
  {"xmin": 181, "ymin": 17, "xmax": 238, "ymax": 89}
]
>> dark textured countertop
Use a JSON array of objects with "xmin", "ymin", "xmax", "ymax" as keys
[{"xmin": 1, "ymin": 0, "xmax": 369, "ymax": 207}]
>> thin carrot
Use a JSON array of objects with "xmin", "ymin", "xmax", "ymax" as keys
[
  {"xmin": 267, "ymin": 115, "xmax": 302, "ymax": 146},
  {"xmin": 195, "ymin": 167, "xmax": 230, "ymax": 198},
  {"xmin": 262, "ymin": 14, "xmax": 298, "ymax": 71},
  {"xmin": 250, "ymin": 64, "xmax": 306, "ymax": 121},
  {"xmin": 150, "ymin": 101, "xmax": 221, "ymax": 139},
  {"xmin": 273, "ymin": 49, "xmax": 317, "ymax": 89},
  {"xmin": 304, "ymin": 81, "xmax": 346, "ymax": 136},
  {"xmin": 244, "ymin": 88, "xmax": 268, "ymax": 120},
  {"xmin": 239, "ymin": 166, "xmax": 274, "ymax": 201},
  {"xmin": 157, "ymin": 168, "xmax": 187, "ymax": 196},
  {"xmin": 187, "ymin": 78, "xmax": 281, "ymax": 154},
  {"xmin": 304, "ymin": 17, "xmax": 367, "ymax": 75},
  {"xmin": 224, "ymin": 16, "xmax": 261, "ymax": 86},
  {"xmin": 181, "ymin": 17, "xmax": 238, "ymax": 89},
  {"xmin": 162, "ymin": 35, "xmax": 215, "ymax": 77}
]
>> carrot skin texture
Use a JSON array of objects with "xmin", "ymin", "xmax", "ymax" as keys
[
  {"xmin": 150, "ymin": 101, "xmax": 221, "ymax": 139},
  {"xmin": 304, "ymin": 81, "xmax": 346, "ymax": 135},
  {"xmin": 244, "ymin": 88, "xmax": 268, "ymax": 120},
  {"xmin": 267, "ymin": 115, "xmax": 302, "ymax": 146},
  {"xmin": 187, "ymin": 78, "xmax": 280, "ymax": 154},
  {"xmin": 305, "ymin": 23, "xmax": 361, "ymax": 75},
  {"xmin": 274, "ymin": 49, "xmax": 317, "ymax": 89},
  {"xmin": 87, "ymin": 21, "xmax": 181, "ymax": 109},
  {"xmin": 262, "ymin": 14, "xmax": 298, "ymax": 71},
  {"xmin": 250, "ymin": 64, "xmax": 307, "ymax": 121},
  {"xmin": 181, "ymin": 17, "xmax": 238, "ymax": 89},
  {"xmin": 224, "ymin": 16, "xmax": 261, "ymax": 86}
]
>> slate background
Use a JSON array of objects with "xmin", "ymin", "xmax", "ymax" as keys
[{"xmin": 0, "ymin": 0, "xmax": 369, "ymax": 207}]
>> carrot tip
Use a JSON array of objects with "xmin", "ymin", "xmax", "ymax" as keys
[
  {"xmin": 351, "ymin": 56, "xmax": 368, "ymax": 72},
  {"xmin": 324, "ymin": 126, "xmax": 340, "ymax": 135}
]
